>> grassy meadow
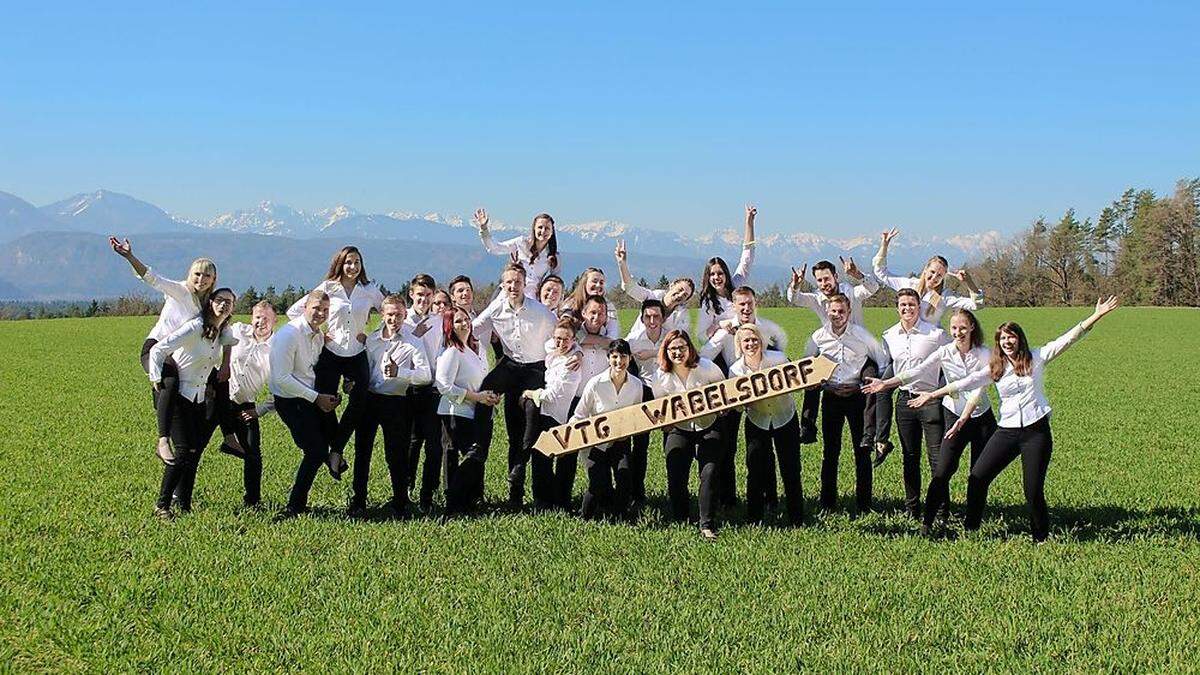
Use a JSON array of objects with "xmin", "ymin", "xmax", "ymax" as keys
[{"xmin": 0, "ymin": 306, "xmax": 1197, "ymax": 671}]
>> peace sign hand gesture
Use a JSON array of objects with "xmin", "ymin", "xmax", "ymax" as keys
[
  {"xmin": 473, "ymin": 208, "xmax": 490, "ymax": 230},
  {"xmin": 745, "ymin": 203, "xmax": 757, "ymax": 221},
  {"xmin": 614, "ymin": 239, "xmax": 627, "ymax": 264}
]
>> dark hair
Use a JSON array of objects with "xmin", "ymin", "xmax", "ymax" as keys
[
  {"xmin": 991, "ymin": 322, "xmax": 1031, "ymax": 380},
  {"xmin": 529, "ymin": 213, "xmax": 559, "ymax": 270},
  {"xmin": 410, "ymin": 273, "xmax": 436, "ymax": 291},
  {"xmin": 583, "ymin": 293, "xmax": 607, "ymax": 310},
  {"xmin": 826, "ymin": 292, "xmax": 851, "ymax": 309},
  {"xmin": 732, "ymin": 285, "xmax": 756, "ymax": 298},
  {"xmin": 443, "ymin": 307, "xmax": 479, "ymax": 353},
  {"xmin": 608, "ymin": 338, "xmax": 632, "ymax": 357},
  {"xmin": 324, "ymin": 246, "xmax": 370, "ymax": 286},
  {"xmin": 448, "ymin": 275, "xmax": 473, "ymax": 293},
  {"xmin": 896, "ymin": 288, "xmax": 921, "ymax": 303},
  {"xmin": 951, "ymin": 308, "xmax": 984, "ymax": 350},
  {"xmin": 640, "ymin": 298, "xmax": 666, "ymax": 317},
  {"xmin": 539, "ymin": 274, "xmax": 564, "ymax": 296},
  {"xmin": 698, "ymin": 257, "xmax": 735, "ymax": 314},
  {"xmin": 657, "ymin": 329, "xmax": 699, "ymax": 372},
  {"xmin": 812, "ymin": 260, "xmax": 837, "ymax": 276},
  {"xmin": 202, "ymin": 287, "xmax": 236, "ymax": 340}
]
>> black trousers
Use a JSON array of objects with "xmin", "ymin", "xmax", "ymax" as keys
[
  {"xmin": 442, "ymin": 414, "xmax": 487, "ymax": 513},
  {"xmin": 580, "ymin": 439, "xmax": 633, "ymax": 521},
  {"xmin": 276, "ymin": 395, "xmax": 330, "ymax": 512},
  {"xmin": 141, "ymin": 338, "xmax": 179, "ymax": 439},
  {"xmin": 924, "ymin": 408, "xmax": 997, "ymax": 529},
  {"xmin": 475, "ymin": 357, "xmax": 546, "ymax": 501},
  {"xmin": 405, "ymin": 384, "xmax": 444, "ymax": 505},
  {"xmin": 314, "ymin": 347, "xmax": 371, "ymax": 455},
  {"xmin": 221, "ymin": 400, "xmax": 264, "ymax": 505},
  {"xmin": 966, "ymin": 415, "xmax": 1054, "ymax": 542},
  {"xmin": 819, "ymin": 389, "xmax": 872, "ymax": 512},
  {"xmin": 664, "ymin": 425, "xmax": 723, "ymax": 530},
  {"xmin": 156, "ymin": 394, "xmax": 218, "ymax": 510},
  {"xmin": 531, "ymin": 413, "xmax": 578, "ymax": 510},
  {"xmin": 628, "ymin": 382, "xmax": 656, "ymax": 503},
  {"xmin": 745, "ymin": 415, "xmax": 804, "ymax": 525},
  {"xmin": 801, "ymin": 358, "xmax": 886, "ymax": 449},
  {"xmin": 895, "ymin": 389, "xmax": 945, "ymax": 514},
  {"xmin": 352, "ymin": 393, "xmax": 414, "ymax": 510}
]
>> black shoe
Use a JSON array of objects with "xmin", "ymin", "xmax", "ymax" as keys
[
  {"xmin": 242, "ymin": 497, "xmax": 261, "ymax": 510},
  {"xmin": 273, "ymin": 508, "xmax": 300, "ymax": 522},
  {"xmin": 390, "ymin": 501, "xmax": 413, "ymax": 520},
  {"xmin": 872, "ymin": 440, "xmax": 894, "ymax": 468},
  {"xmin": 919, "ymin": 523, "xmax": 932, "ymax": 538},
  {"xmin": 327, "ymin": 451, "xmax": 347, "ymax": 480},
  {"xmin": 347, "ymin": 503, "xmax": 367, "ymax": 519},
  {"xmin": 907, "ymin": 506, "xmax": 921, "ymax": 521},
  {"xmin": 153, "ymin": 506, "xmax": 174, "ymax": 521},
  {"xmin": 219, "ymin": 442, "xmax": 247, "ymax": 460}
]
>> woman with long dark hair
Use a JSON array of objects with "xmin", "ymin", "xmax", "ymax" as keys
[
  {"xmin": 287, "ymin": 245, "xmax": 384, "ymax": 480},
  {"xmin": 910, "ymin": 297, "xmax": 1120, "ymax": 541},
  {"xmin": 146, "ymin": 287, "xmax": 237, "ymax": 518},
  {"xmin": 474, "ymin": 208, "xmax": 561, "ymax": 298},
  {"xmin": 695, "ymin": 204, "xmax": 757, "ymax": 343}
]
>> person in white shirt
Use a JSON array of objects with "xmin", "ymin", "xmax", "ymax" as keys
[
  {"xmin": 350, "ymin": 294, "xmax": 432, "ymax": 518},
  {"xmin": 873, "ymin": 227, "xmax": 984, "ymax": 325},
  {"xmin": 570, "ymin": 339, "xmax": 645, "ymax": 521},
  {"xmin": 868, "ymin": 288, "xmax": 951, "ymax": 519},
  {"xmin": 287, "ymin": 246, "xmax": 384, "ymax": 480},
  {"xmin": 700, "ymin": 286, "xmax": 787, "ymax": 509},
  {"xmin": 219, "ymin": 300, "xmax": 277, "ymax": 508},
  {"xmin": 448, "ymin": 275, "xmax": 476, "ymax": 316},
  {"xmin": 473, "ymin": 208, "xmax": 561, "ymax": 298},
  {"xmin": 864, "ymin": 308, "xmax": 995, "ymax": 535},
  {"xmin": 696, "ymin": 204, "xmax": 758, "ymax": 342},
  {"xmin": 559, "ymin": 267, "xmax": 621, "ymax": 339},
  {"xmin": 110, "ymin": 236, "xmax": 227, "ymax": 465},
  {"xmin": 472, "ymin": 263, "xmax": 562, "ymax": 508},
  {"xmin": 402, "ymin": 273, "xmax": 448, "ymax": 510},
  {"xmin": 436, "ymin": 306, "xmax": 501, "ymax": 515},
  {"xmin": 537, "ymin": 275, "xmax": 566, "ymax": 316},
  {"xmin": 271, "ymin": 290, "xmax": 341, "ymax": 519},
  {"xmin": 909, "ymin": 296, "xmax": 1120, "ymax": 542},
  {"xmin": 146, "ymin": 287, "xmax": 237, "ymax": 519},
  {"xmin": 614, "ymin": 239, "xmax": 695, "ymax": 339},
  {"xmin": 652, "ymin": 329, "xmax": 727, "ymax": 541},
  {"xmin": 803, "ymin": 294, "xmax": 891, "ymax": 515},
  {"xmin": 522, "ymin": 318, "xmax": 585, "ymax": 511},
  {"xmin": 729, "ymin": 324, "xmax": 804, "ymax": 526},
  {"xmin": 625, "ymin": 299, "xmax": 671, "ymax": 507}
]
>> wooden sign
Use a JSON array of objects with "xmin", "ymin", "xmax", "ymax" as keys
[{"xmin": 533, "ymin": 355, "xmax": 837, "ymax": 457}]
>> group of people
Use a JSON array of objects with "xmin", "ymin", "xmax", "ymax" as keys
[{"xmin": 111, "ymin": 205, "xmax": 1119, "ymax": 542}]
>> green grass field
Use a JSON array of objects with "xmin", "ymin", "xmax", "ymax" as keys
[{"xmin": 1, "ymin": 307, "xmax": 1197, "ymax": 671}]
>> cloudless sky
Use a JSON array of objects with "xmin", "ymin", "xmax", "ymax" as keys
[{"xmin": 1, "ymin": 2, "xmax": 1196, "ymax": 237}]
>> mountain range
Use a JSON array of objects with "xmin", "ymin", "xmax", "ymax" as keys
[{"xmin": 0, "ymin": 189, "xmax": 1004, "ymax": 300}]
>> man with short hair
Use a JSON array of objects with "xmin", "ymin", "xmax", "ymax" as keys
[
  {"xmin": 626, "ymin": 298, "xmax": 669, "ymax": 506},
  {"xmin": 403, "ymin": 273, "xmax": 445, "ymax": 510}
]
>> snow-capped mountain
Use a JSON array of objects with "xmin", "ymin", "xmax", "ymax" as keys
[{"xmin": 41, "ymin": 189, "xmax": 196, "ymax": 234}]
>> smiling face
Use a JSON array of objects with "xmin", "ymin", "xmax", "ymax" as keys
[
  {"xmin": 826, "ymin": 301, "xmax": 849, "ymax": 332},
  {"xmin": 607, "ymin": 350, "xmax": 630, "ymax": 374},
  {"xmin": 642, "ymin": 306, "xmax": 664, "ymax": 334},
  {"xmin": 341, "ymin": 251, "xmax": 362, "ymax": 281},
  {"xmin": 452, "ymin": 309, "xmax": 473, "ymax": 340},
  {"xmin": 431, "ymin": 291, "xmax": 450, "ymax": 316},
  {"xmin": 501, "ymin": 269, "xmax": 526, "ymax": 301},
  {"xmin": 733, "ymin": 292, "xmax": 756, "ymax": 324},
  {"xmin": 922, "ymin": 259, "xmax": 947, "ymax": 289},
  {"xmin": 210, "ymin": 291, "xmax": 235, "ymax": 321},
  {"xmin": 410, "ymin": 284, "xmax": 433, "ymax": 315},
  {"xmin": 738, "ymin": 329, "xmax": 761, "ymax": 359},
  {"xmin": 381, "ymin": 300, "xmax": 407, "ymax": 334},
  {"xmin": 584, "ymin": 270, "xmax": 606, "ymax": 296},
  {"xmin": 897, "ymin": 294, "xmax": 920, "ymax": 324},
  {"xmin": 666, "ymin": 279, "xmax": 693, "ymax": 306},
  {"xmin": 707, "ymin": 262, "xmax": 727, "ymax": 291},
  {"xmin": 813, "ymin": 267, "xmax": 838, "ymax": 296},
  {"xmin": 539, "ymin": 280, "xmax": 563, "ymax": 308},
  {"xmin": 550, "ymin": 326, "xmax": 575, "ymax": 354},
  {"xmin": 250, "ymin": 305, "xmax": 276, "ymax": 339},
  {"xmin": 305, "ymin": 296, "xmax": 330, "ymax": 329},
  {"xmin": 950, "ymin": 314, "xmax": 973, "ymax": 346},
  {"xmin": 999, "ymin": 328, "xmax": 1020, "ymax": 357},
  {"xmin": 187, "ymin": 261, "xmax": 216, "ymax": 294},
  {"xmin": 450, "ymin": 281, "xmax": 473, "ymax": 309},
  {"xmin": 533, "ymin": 216, "xmax": 554, "ymax": 245},
  {"xmin": 582, "ymin": 300, "xmax": 606, "ymax": 333},
  {"xmin": 666, "ymin": 337, "xmax": 690, "ymax": 366}
]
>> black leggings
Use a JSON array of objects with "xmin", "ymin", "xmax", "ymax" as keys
[
  {"xmin": 745, "ymin": 415, "xmax": 804, "ymax": 525},
  {"xmin": 664, "ymin": 425, "xmax": 722, "ymax": 530},
  {"xmin": 156, "ymin": 394, "xmax": 218, "ymax": 510},
  {"xmin": 580, "ymin": 439, "xmax": 633, "ymax": 521},
  {"xmin": 819, "ymin": 390, "xmax": 872, "ymax": 512},
  {"xmin": 141, "ymin": 338, "xmax": 179, "ymax": 439},
  {"xmin": 531, "ymin": 413, "xmax": 578, "ymax": 510},
  {"xmin": 353, "ymin": 393, "xmax": 414, "ymax": 510},
  {"xmin": 966, "ymin": 416, "xmax": 1054, "ymax": 541},
  {"xmin": 442, "ymin": 414, "xmax": 487, "ymax": 513},
  {"xmin": 222, "ymin": 400, "xmax": 264, "ymax": 506},
  {"xmin": 924, "ymin": 408, "xmax": 996, "ymax": 529},
  {"xmin": 314, "ymin": 347, "xmax": 371, "ymax": 455}
]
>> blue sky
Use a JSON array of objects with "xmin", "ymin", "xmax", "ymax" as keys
[{"xmin": 1, "ymin": 2, "xmax": 1196, "ymax": 237}]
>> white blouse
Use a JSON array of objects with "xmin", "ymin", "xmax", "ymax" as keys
[
  {"xmin": 287, "ymin": 279, "xmax": 384, "ymax": 358},
  {"xmin": 227, "ymin": 322, "xmax": 273, "ymax": 408},
  {"xmin": 700, "ymin": 317, "xmax": 788, "ymax": 368},
  {"xmin": 898, "ymin": 343, "xmax": 993, "ymax": 418},
  {"xmin": 435, "ymin": 343, "xmax": 489, "ymax": 419},
  {"xmin": 480, "ymin": 230, "xmax": 561, "ymax": 299},
  {"xmin": 620, "ymin": 282, "xmax": 692, "ymax": 339},
  {"xmin": 139, "ymin": 267, "xmax": 202, "ymax": 342},
  {"xmin": 695, "ymin": 244, "xmax": 755, "ymax": 339},
  {"xmin": 787, "ymin": 278, "xmax": 879, "ymax": 327},
  {"xmin": 148, "ymin": 317, "xmax": 236, "ymax": 403},
  {"xmin": 873, "ymin": 250, "xmax": 981, "ymax": 324},
  {"xmin": 651, "ymin": 357, "xmax": 726, "ymax": 432},
  {"xmin": 730, "ymin": 351, "xmax": 798, "ymax": 430},
  {"xmin": 535, "ymin": 351, "xmax": 584, "ymax": 424},
  {"xmin": 946, "ymin": 323, "xmax": 1090, "ymax": 428},
  {"xmin": 571, "ymin": 371, "xmax": 645, "ymax": 451}
]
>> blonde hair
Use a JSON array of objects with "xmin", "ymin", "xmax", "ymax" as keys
[
  {"xmin": 185, "ymin": 258, "xmax": 218, "ymax": 307},
  {"xmin": 734, "ymin": 323, "xmax": 765, "ymax": 358}
]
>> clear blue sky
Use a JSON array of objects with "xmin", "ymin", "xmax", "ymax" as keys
[{"xmin": 1, "ymin": 2, "xmax": 1196, "ymax": 237}]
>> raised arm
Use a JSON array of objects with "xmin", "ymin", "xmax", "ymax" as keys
[
  {"xmin": 109, "ymin": 237, "xmax": 149, "ymax": 277},
  {"xmin": 1040, "ymin": 296, "xmax": 1119, "ymax": 364},
  {"xmin": 731, "ymin": 204, "xmax": 757, "ymax": 285},
  {"xmin": 842, "ymin": 256, "xmax": 880, "ymax": 298},
  {"xmin": 872, "ymin": 228, "xmax": 911, "ymax": 292},
  {"xmin": 474, "ymin": 208, "xmax": 518, "ymax": 257}
]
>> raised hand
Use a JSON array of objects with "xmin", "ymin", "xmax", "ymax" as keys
[
  {"xmin": 473, "ymin": 208, "xmax": 489, "ymax": 230},
  {"xmin": 109, "ymin": 236, "xmax": 132, "ymax": 257},
  {"xmin": 948, "ymin": 269, "xmax": 968, "ymax": 283},
  {"xmin": 1094, "ymin": 295, "xmax": 1120, "ymax": 318},
  {"xmin": 509, "ymin": 250, "xmax": 520, "ymax": 265},
  {"xmin": 789, "ymin": 264, "xmax": 807, "ymax": 289},
  {"xmin": 840, "ymin": 256, "xmax": 863, "ymax": 280},
  {"xmin": 411, "ymin": 316, "xmax": 431, "ymax": 338},
  {"xmin": 615, "ymin": 239, "xmax": 627, "ymax": 264},
  {"xmin": 745, "ymin": 204, "xmax": 757, "ymax": 221},
  {"xmin": 880, "ymin": 227, "xmax": 900, "ymax": 247}
]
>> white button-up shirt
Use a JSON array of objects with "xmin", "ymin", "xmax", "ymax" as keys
[
  {"xmin": 652, "ymin": 358, "xmax": 726, "ymax": 432},
  {"xmin": 534, "ymin": 351, "xmax": 584, "ymax": 424},
  {"xmin": 365, "ymin": 326, "xmax": 432, "ymax": 397},
  {"xmin": 699, "ymin": 316, "xmax": 788, "ymax": 368},
  {"xmin": 620, "ymin": 283, "xmax": 692, "ymax": 340},
  {"xmin": 287, "ymin": 279, "xmax": 383, "ymax": 358},
  {"xmin": 898, "ymin": 343, "xmax": 993, "ymax": 418},
  {"xmin": 787, "ymin": 278, "xmax": 879, "ymax": 327},
  {"xmin": 227, "ymin": 322, "xmax": 273, "ymax": 408},
  {"xmin": 571, "ymin": 370, "xmax": 645, "ymax": 451},
  {"xmin": 628, "ymin": 329, "xmax": 668, "ymax": 382},
  {"xmin": 148, "ymin": 317, "xmax": 236, "ymax": 403},
  {"xmin": 404, "ymin": 309, "xmax": 446, "ymax": 378},
  {"xmin": 574, "ymin": 328, "xmax": 612, "ymax": 397},
  {"xmin": 480, "ymin": 230, "xmax": 561, "ymax": 299},
  {"xmin": 729, "ymin": 351, "xmax": 798, "ymax": 430},
  {"xmin": 139, "ymin": 267, "xmax": 202, "ymax": 342},
  {"xmin": 947, "ymin": 323, "xmax": 1090, "ymax": 428},
  {"xmin": 695, "ymin": 245, "xmax": 755, "ymax": 339},
  {"xmin": 880, "ymin": 319, "xmax": 950, "ymax": 394},
  {"xmin": 873, "ymin": 251, "xmax": 982, "ymax": 325},
  {"xmin": 804, "ymin": 324, "xmax": 891, "ymax": 387},
  {"xmin": 473, "ymin": 295, "xmax": 556, "ymax": 364},
  {"xmin": 268, "ymin": 317, "xmax": 324, "ymax": 402},
  {"xmin": 435, "ymin": 343, "xmax": 489, "ymax": 418}
]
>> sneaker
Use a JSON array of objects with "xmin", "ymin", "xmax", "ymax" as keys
[{"xmin": 153, "ymin": 506, "xmax": 173, "ymax": 521}]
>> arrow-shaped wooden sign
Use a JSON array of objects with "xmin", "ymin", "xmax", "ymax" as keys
[{"xmin": 533, "ymin": 355, "xmax": 837, "ymax": 457}]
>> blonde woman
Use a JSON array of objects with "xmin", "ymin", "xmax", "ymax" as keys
[{"xmin": 873, "ymin": 227, "xmax": 983, "ymax": 325}]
